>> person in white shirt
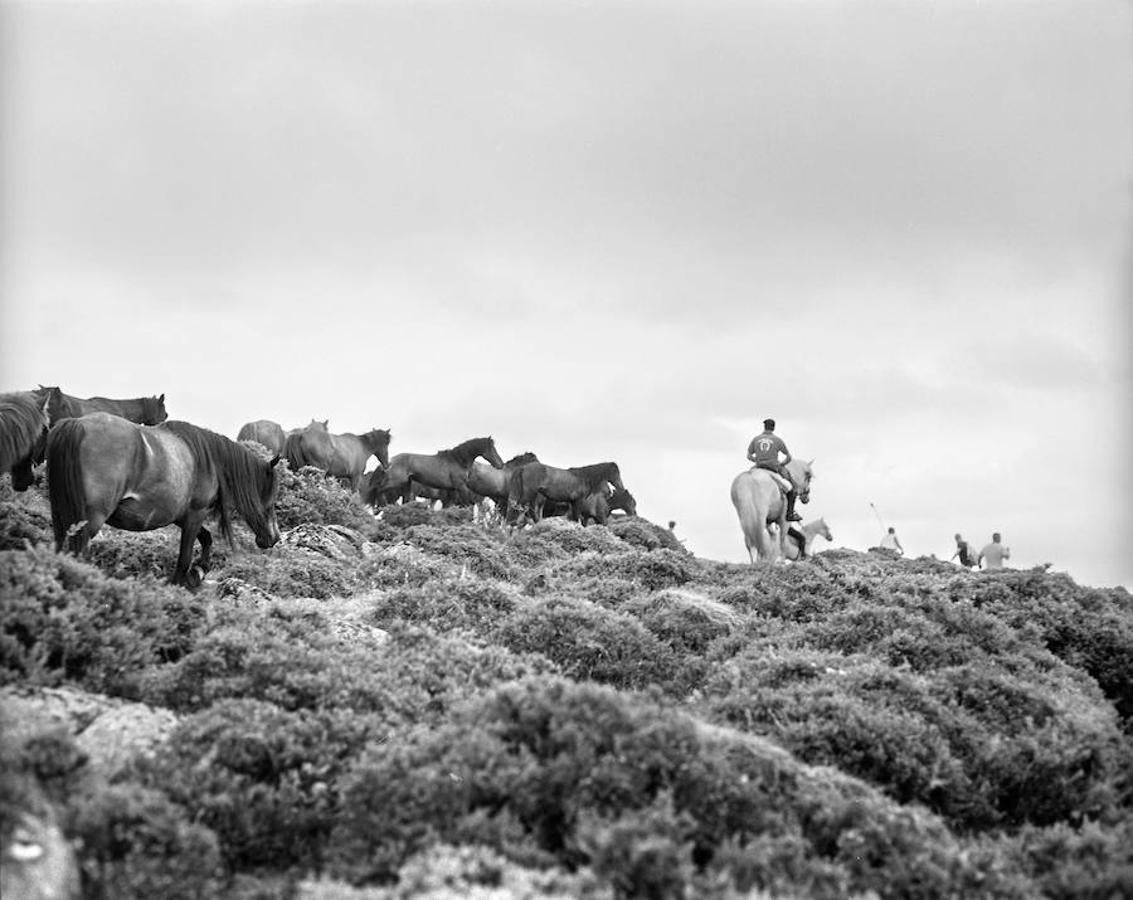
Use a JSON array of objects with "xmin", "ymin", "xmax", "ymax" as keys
[
  {"xmin": 979, "ymin": 532, "xmax": 1011, "ymax": 570},
  {"xmin": 879, "ymin": 526, "xmax": 904, "ymax": 555}
]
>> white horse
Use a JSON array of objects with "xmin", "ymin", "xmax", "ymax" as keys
[
  {"xmin": 730, "ymin": 458, "xmax": 814, "ymax": 563},
  {"xmin": 782, "ymin": 517, "xmax": 833, "ymax": 561}
]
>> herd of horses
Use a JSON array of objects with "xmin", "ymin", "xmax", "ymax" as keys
[{"xmin": 1, "ymin": 385, "xmax": 827, "ymax": 588}]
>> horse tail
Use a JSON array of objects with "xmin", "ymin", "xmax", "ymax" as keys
[{"xmin": 46, "ymin": 418, "xmax": 88, "ymax": 552}]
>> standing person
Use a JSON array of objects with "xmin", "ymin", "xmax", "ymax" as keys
[
  {"xmin": 950, "ymin": 533, "xmax": 976, "ymax": 568},
  {"xmin": 746, "ymin": 418, "xmax": 801, "ymax": 521},
  {"xmin": 879, "ymin": 526, "xmax": 904, "ymax": 555},
  {"xmin": 979, "ymin": 532, "xmax": 1011, "ymax": 570}
]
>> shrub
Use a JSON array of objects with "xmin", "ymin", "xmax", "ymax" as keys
[
  {"xmin": 607, "ymin": 516, "xmax": 687, "ymax": 554},
  {"xmin": 219, "ymin": 550, "xmax": 359, "ymax": 599},
  {"xmin": 999, "ymin": 820, "xmax": 1133, "ymax": 899},
  {"xmin": 370, "ymin": 579, "xmax": 518, "ymax": 635},
  {"xmin": 139, "ymin": 699, "xmax": 380, "ymax": 875},
  {"xmin": 0, "ymin": 547, "xmax": 207, "ymax": 695},
  {"xmin": 329, "ymin": 675, "xmax": 1006, "ymax": 898},
  {"xmin": 959, "ymin": 571, "xmax": 1133, "ymax": 730},
  {"xmin": 493, "ymin": 597, "xmax": 683, "ymax": 692},
  {"xmin": 703, "ymin": 648, "xmax": 1129, "ymax": 831},
  {"xmin": 0, "ymin": 480, "xmax": 52, "ymax": 550},
  {"xmin": 70, "ymin": 784, "xmax": 224, "ymax": 900},
  {"xmin": 622, "ymin": 589, "xmax": 739, "ymax": 655},
  {"xmin": 141, "ymin": 614, "xmax": 551, "ymax": 727},
  {"xmin": 275, "ymin": 465, "xmax": 379, "ymax": 535},
  {"xmin": 554, "ymin": 549, "xmax": 699, "ymax": 591},
  {"xmin": 402, "ymin": 523, "xmax": 513, "ymax": 579}
]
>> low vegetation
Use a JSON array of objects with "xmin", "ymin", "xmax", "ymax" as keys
[{"xmin": 2, "ymin": 470, "xmax": 1131, "ymax": 898}]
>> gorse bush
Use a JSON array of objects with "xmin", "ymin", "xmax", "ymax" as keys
[
  {"xmin": 703, "ymin": 646, "xmax": 1127, "ymax": 830},
  {"xmin": 493, "ymin": 596, "xmax": 685, "ymax": 692},
  {"xmin": 370, "ymin": 578, "xmax": 518, "ymax": 636},
  {"xmin": 329, "ymin": 676, "xmax": 1025, "ymax": 898},
  {"xmin": 0, "ymin": 547, "xmax": 206, "ymax": 695},
  {"xmin": 274, "ymin": 465, "xmax": 379, "ymax": 535}
]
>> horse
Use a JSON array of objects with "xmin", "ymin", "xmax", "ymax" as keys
[
  {"xmin": 509, "ymin": 460, "xmax": 626, "ymax": 524},
  {"xmin": 783, "ymin": 517, "xmax": 833, "ymax": 561},
  {"xmin": 730, "ymin": 457, "xmax": 814, "ymax": 563},
  {"xmin": 0, "ymin": 391, "xmax": 51, "ymax": 491},
  {"xmin": 237, "ymin": 420, "xmax": 287, "ymax": 456},
  {"xmin": 372, "ymin": 436, "xmax": 506, "ymax": 505},
  {"xmin": 326, "ymin": 428, "xmax": 392, "ymax": 491},
  {"xmin": 37, "ymin": 386, "xmax": 167, "ymax": 426},
  {"xmin": 465, "ymin": 452, "xmax": 538, "ymax": 516},
  {"xmin": 283, "ymin": 419, "xmax": 330, "ymax": 471},
  {"xmin": 46, "ymin": 413, "xmax": 281, "ymax": 588},
  {"xmin": 545, "ymin": 484, "xmax": 638, "ymax": 526}
]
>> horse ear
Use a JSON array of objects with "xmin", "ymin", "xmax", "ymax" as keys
[{"xmin": 159, "ymin": 393, "xmax": 165, "ymax": 403}]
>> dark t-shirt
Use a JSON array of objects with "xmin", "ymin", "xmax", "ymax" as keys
[
  {"xmin": 748, "ymin": 431, "xmax": 788, "ymax": 466},
  {"xmin": 957, "ymin": 541, "xmax": 975, "ymax": 567}
]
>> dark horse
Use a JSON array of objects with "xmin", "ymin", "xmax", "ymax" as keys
[
  {"xmin": 366, "ymin": 436, "xmax": 505, "ymax": 505},
  {"xmin": 38, "ymin": 385, "xmax": 167, "ymax": 426},
  {"xmin": 0, "ymin": 391, "xmax": 51, "ymax": 491},
  {"xmin": 548, "ymin": 485, "xmax": 638, "ymax": 526},
  {"xmin": 509, "ymin": 460, "xmax": 626, "ymax": 523},
  {"xmin": 46, "ymin": 413, "xmax": 281, "ymax": 587}
]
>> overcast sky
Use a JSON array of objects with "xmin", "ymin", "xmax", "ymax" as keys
[{"xmin": 2, "ymin": 1, "xmax": 1130, "ymax": 588}]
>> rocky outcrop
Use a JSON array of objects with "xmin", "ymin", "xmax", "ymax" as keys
[{"xmin": 0, "ymin": 685, "xmax": 179, "ymax": 779}]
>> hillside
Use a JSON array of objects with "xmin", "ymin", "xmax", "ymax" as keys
[{"xmin": 2, "ymin": 466, "xmax": 1132, "ymax": 899}]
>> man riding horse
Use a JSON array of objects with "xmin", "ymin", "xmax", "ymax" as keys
[{"xmin": 746, "ymin": 418, "xmax": 801, "ymax": 522}]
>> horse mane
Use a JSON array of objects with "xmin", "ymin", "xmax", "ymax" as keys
[
  {"xmin": 160, "ymin": 420, "xmax": 273, "ymax": 543},
  {"xmin": 0, "ymin": 391, "xmax": 49, "ymax": 470},
  {"xmin": 442, "ymin": 436, "xmax": 493, "ymax": 467},
  {"xmin": 569, "ymin": 462, "xmax": 620, "ymax": 493},
  {"xmin": 506, "ymin": 451, "xmax": 538, "ymax": 467}
]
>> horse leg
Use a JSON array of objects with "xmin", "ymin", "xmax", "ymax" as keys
[
  {"xmin": 172, "ymin": 515, "xmax": 206, "ymax": 588},
  {"xmin": 69, "ymin": 512, "xmax": 107, "ymax": 557},
  {"xmin": 197, "ymin": 526, "xmax": 214, "ymax": 573}
]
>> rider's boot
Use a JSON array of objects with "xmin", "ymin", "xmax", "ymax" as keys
[{"xmin": 786, "ymin": 490, "xmax": 802, "ymax": 521}]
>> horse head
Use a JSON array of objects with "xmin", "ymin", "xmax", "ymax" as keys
[
  {"xmin": 478, "ymin": 436, "xmax": 506, "ymax": 469},
  {"xmin": 611, "ymin": 486, "xmax": 637, "ymax": 516},
  {"xmin": 142, "ymin": 393, "xmax": 168, "ymax": 425},
  {"xmin": 36, "ymin": 386, "xmax": 67, "ymax": 424},
  {"xmin": 505, "ymin": 451, "xmax": 538, "ymax": 469},
  {"xmin": 365, "ymin": 428, "xmax": 391, "ymax": 468},
  {"xmin": 250, "ymin": 453, "xmax": 283, "ymax": 549},
  {"xmin": 789, "ymin": 457, "xmax": 814, "ymax": 504},
  {"xmin": 815, "ymin": 517, "xmax": 832, "ymax": 542}
]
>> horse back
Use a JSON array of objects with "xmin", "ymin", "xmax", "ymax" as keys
[
  {"xmin": 467, "ymin": 462, "xmax": 507, "ymax": 497},
  {"xmin": 84, "ymin": 415, "xmax": 196, "ymax": 504},
  {"xmin": 238, "ymin": 420, "xmax": 286, "ymax": 454}
]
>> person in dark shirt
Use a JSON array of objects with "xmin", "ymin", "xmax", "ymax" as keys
[
  {"xmin": 950, "ymin": 533, "xmax": 976, "ymax": 568},
  {"xmin": 746, "ymin": 418, "xmax": 801, "ymax": 522}
]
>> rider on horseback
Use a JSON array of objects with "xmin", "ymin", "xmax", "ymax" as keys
[{"xmin": 746, "ymin": 418, "xmax": 801, "ymax": 522}]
